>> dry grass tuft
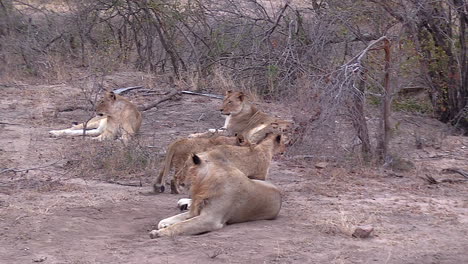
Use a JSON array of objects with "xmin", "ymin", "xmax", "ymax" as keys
[{"xmin": 66, "ymin": 138, "xmax": 159, "ymax": 183}]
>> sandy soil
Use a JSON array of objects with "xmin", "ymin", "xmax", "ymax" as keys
[{"xmin": 0, "ymin": 75, "xmax": 467, "ymax": 264}]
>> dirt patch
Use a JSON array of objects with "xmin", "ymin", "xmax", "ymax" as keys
[{"xmin": 1, "ymin": 78, "xmax": 467, "ymax": 263}]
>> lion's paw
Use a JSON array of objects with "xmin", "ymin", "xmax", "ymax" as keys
[
  {"xmin": 177, "ymin": 198, "xmax": 192, "ymax": 211},
  {"xmin": 188, "ymin": 133, "xmax": 202, "ymax": 138},
  {"xmin": 49, "ymin": 130, "xmax": 64, "ymax": 137},
  {"xmin": 149, "ymin": 230, "xmax": 160, "ymax": 239},
  {"xmin": 158, "ymin": 220, "xmax": 171, "ymax": 229}
]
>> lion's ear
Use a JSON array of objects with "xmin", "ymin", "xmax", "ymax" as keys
[
  {"xmin": 238, "ymin": 92, "xmax": 245, "ymax": 101},
  {"xmin": 275, "ymin": 134, "xmax": 282, "ymax": 143},
  {"xmin": 225, "ymin": 90, "xmax": 233, "ymax": 96},
  {"xmin": 192, "ymin": 154, "xmax": 202, "ymax": 165},
  {"xmin": 106, "ymin": 91, "xmax": 116, "ymax": 101},
  {"xmin": 236, "ymin": 134, "xmax": 245, "ymax": 145}
]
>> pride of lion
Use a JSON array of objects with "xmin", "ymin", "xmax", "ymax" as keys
[
  {"xmin": 149, "ymin": 90, "xmax": 292, "ymax": 237},
  {"xmin": 49, "ymin": 89, "xmax": 291, "ymax": 237}
]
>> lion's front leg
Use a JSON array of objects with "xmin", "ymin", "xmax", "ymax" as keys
[
  {"xmin": 70, "ymin": 116, "xmax": 105, "ymax": 130},
  {"xmin": 149, "ymin": 214, "xmax": 224, "ymax": 238},
  {"xmin": 220, "ymin": 114, "xmax": 231, "ymax": 130},
  {"xmin": 94, "ymin": 129, "xmax": 114, "ymax": 141},
  {"xmin": 157, "ymin": 211, "xmax": 192, "ymax": 229}
]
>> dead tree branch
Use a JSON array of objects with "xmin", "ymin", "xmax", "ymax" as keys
[
  {"xmin": 0, "ymin": 160, "xmax": 62, "ymax": 174},
  {"xmin": 106, "ymin": 180, "xmax": 142, "ymax": 187},
  {"xmin": 181, "ymin": 91, "xmax": 224, "ymax": 99},
  {"xmin": 138, "ymin": 89, "xmax": 179, "ymax": 111},
  {"xmin": 442, "ymin": 168, "xmax": 468, "ymax": 178},
  {"xmin": 113, "ymin": 86, "xmax": 143, "ymax": 94},
  {"xmin": 421, "ymin": 174, "xmax": 468, "ymax": 184}
]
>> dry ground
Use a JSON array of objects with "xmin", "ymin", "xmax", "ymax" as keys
[{"xmin": 1, "ymin": 74, "xmax": 467, "ymax": 263}]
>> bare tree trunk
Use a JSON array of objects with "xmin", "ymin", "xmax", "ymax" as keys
[
  {"xmin": 351, "ymin": 74, "xmax": 371, "ymax": 160},
  {"xmin": 377, "ymin": 39, "xmax": 392, "ymax": 161}
]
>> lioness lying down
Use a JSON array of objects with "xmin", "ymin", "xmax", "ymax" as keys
[
  {"xmin": 190, "ymin": 91, "xmax": 293, "ymax": 145},
  {"xmin": 153, "ymin": 135, "xmax": 242, "ymax": 194},
  {"xmin": 149, "ymin": 153, "xmax": 282, "ymax": 238},
  {"xmin": 49, "ymin": 91, "xmax": 142, "ymax": 143}
]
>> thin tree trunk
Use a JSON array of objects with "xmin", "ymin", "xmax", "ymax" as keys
[
  {"xmin": 351, "ymin": 74, "xmax": 371, "ymax": 160},
  {"xmin": 377, "ymin": 39, "xmax": 392, "ymax": 161}
]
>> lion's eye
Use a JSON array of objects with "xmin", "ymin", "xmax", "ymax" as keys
[{"xmin": 228, "ymin": 101, "xmax": 232, "ymax": 104}]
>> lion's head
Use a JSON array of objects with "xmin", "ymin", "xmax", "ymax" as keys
[
  {"xmin": 96, "ymin": 91, "xmax": 117, "ymax": 116},
  {"xmin": 219, "ymin": 91, "xmax": 246, "ymax": 115}
]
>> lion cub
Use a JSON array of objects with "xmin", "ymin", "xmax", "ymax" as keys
[
  {"xmin": 153, "ymin": 135, "xmax": 241, "ymax": 194},
  {"xmin": 190, "ymin": 91, "xmax": 293, "ymax": 145},
  {"xmin": 149, "ymin": 152, "xmax": 282, "ymax": 238},
  {"xmin": 173, "ymin": 132, "xmax": 286, "ymax": 193},
  {"xmin": 49, "ymin": 91, "xmax": 142, "ymax": 143}
]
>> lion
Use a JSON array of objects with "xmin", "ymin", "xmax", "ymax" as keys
[
  {"xmin": 172, "ymin": 132, "xmax": 286, "ymax": 195},
  {"xmin": 49, "ymin": 91, "xmax": 142, "ymax": 143},
  {"xmin": 148, "ymin": 152, "xmax": 282, "ymax": 238},
  {"xmin": 189, "ymin": 91, "xmax": 293, "ymax": 145},
  {"xmin": 153, "ymin": 135, "xmax": 242, "ymax": 194}
]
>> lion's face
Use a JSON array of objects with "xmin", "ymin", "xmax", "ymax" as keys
[
  {"xmin": 275, "ymin": 134, "xmax": 287, "ymax": 155},
  {"xmin": 264, "ymin": 133, "xmax": 287, "ymax": 155},
  {"xmin": 219, "ymin": 91, "xmax": 245, "ymax": 115},
  {"xmin": 95, "ymin": 91, "xmax": 116, "ymax": 116},
  {"xmin": 178, "ymin": 153, "xmax": 206, "ymax": 188},
  {"xmin": 270, "ymin": 121, "xmax": 294, "ymax": 146}
]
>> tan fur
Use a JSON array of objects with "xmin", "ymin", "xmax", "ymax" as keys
[
  {"xmin": 153, "ymin": 135, "xmax": 241, "ymax": 194},
  {"xmin": 190, "ymin": 91, "xmax": 293, "ymax": 145},
  {"xmin": 174, "ymin": 133, "xmax": 286, "ymax": 192},
  {"xmin": 49, "ymin": 91, "xmax": 142, "ymax": 143},
  {"xmin": 149, "ymin": 153, "xmax": 282, "ymax": 238}
]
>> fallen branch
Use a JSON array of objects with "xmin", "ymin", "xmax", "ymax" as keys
[
  {"xmin": 0, "ymin": 121, "xmax": 22, "ymax": 126},
  {"xmin": 106, "ymin": 180, "xmax": 142, "ymax": 187},
  {"xmin": 139, "ymin": 90, "xmax": 180, "ymax": 111},
  {"xmin": 441, "ymin": 168, "xmax": 468, "ymax": 178},
  {"xmin": 420, "ymin": 174, "xmax": 468, "ymax": 184},
  {"xmin": 0, "ymin": 160, "xmax": 62, "ymax": 174},
  {"xmin": 113, "ymin": 86, "xmax": 143, "ymax": 94},
  {"xmin": 181, "ymin": 90, "xmax": 224, "ymax": 99}
]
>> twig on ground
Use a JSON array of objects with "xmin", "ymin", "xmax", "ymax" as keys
[
  {"xmin": 420, "ymin": 174, "xmax": 468, "ymax": 184},
  {"xmin": 442, "ymin": 168, "xmax": 468, "ymax": 178},
  {"xmin": 106, "ymin": 180, "xmax": 143, "ymax": 187},
  {"xmin": 181, "ymin": 91, "xmax": 224, "ymax": 99},
  {"xmin": 139, "ymin": 90, "xmax": 180, "ymax": 111},
  {"xmin": 197, "ymin": 113, "xmax": 205, "ymax": 122},
  {"xmin": 0, "ymin": 121, "xmax": 23, "ymax": 126},
  {"xmin": 0, "ymin": 160, "xmax": 62, "ymax": 174},
  {"xmin": 113, "ymin": 86, "xmax": 143, "ymax": 94}
]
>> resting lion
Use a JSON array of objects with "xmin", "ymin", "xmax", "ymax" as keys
[
  {"xmin": 149, "ymin": 152, "xmax": 282, "ymax": 238},
  {"xmin": 49, "ymin": 91, "xmax": 142, "ymax": 143},
  {"xmin": 153, "ymin": 135, "xmax": 241, "ymax": 194},
  {"xmin": 173, "ymin": 132, "xmax": 286, "ymax": 195},
  {"xmin": 190, "ymin": 91, "xmax": 293, "ymax": 145}
]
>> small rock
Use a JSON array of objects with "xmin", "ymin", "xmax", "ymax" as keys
[
  {"xmin": 315, "ymin": 162, "xmax": 328, "ymax": 169},
  {"xmin": 33, "ymin": 256, "xmax": 47, "ymax": 262},
  {"xmin": 352, "ymin": 225, "xmax": 374, "ymax": 238}
]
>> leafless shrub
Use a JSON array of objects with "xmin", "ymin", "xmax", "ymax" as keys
[
  {"xmin": 68, "ymin": 139, "xmax": 158, "ymax": 182},
  {"xmin": 1, "ymin": 0, "xmax": 466, "ymax": 162}
]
